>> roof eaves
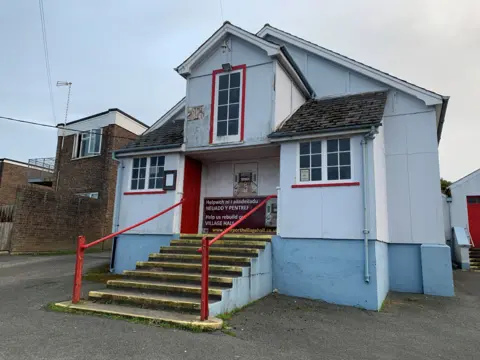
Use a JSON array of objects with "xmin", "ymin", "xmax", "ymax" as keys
[
  {"xmin": 279, "ymin": 46, "xmax": 315, "ymax": 98},
  {"xmin": 115, "ymin": 143, "xmax": 183, "ymax": 156},
  {"xmin": 268, "ymin": 123, "xmax": 379, "ymax": 140},
  {"xmin": 60, "ymin": 108, "xmax": 148, "ymax": 129},
  {"xmin": 145, "ymin": 97, "xmax": 186, "ymax": 135},
  {"xmin": 448, "ymin": 168, "xmax": 480, "ymax": 190},
  {"xmin": 257, "ymin": 24, "xmax": 445, "ymax": 106}
]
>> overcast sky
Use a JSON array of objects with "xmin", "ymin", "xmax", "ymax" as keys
[{"xmin": 0, "ymin": 0, "xmax": 478, "ymax": 181}]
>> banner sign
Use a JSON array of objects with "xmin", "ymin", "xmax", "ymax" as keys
[{"xmin": 203, "ymin": 197, "xmax": 277, "ymax": 234}]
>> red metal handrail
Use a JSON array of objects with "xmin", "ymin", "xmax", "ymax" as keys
[
  {"xmin": 72, "ymin": 198, "xmax": 185, "ymax": 304},
  {"xmin": 199, "ymin": 194, "xmax": 277, "ymax": 320}
]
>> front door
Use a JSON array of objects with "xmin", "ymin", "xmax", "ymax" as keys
[
  {"xmin": 467, "ymin": 196, "xmax": 480, "ymax": 248},
  {"xmin": 180, "ymin": 157, "xmax": 202, "ymax": 234}
]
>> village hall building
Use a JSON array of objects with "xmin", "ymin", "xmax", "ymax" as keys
[{"xmin": 98, "ymin": 22, "xmax": 453, "ymax": 313}]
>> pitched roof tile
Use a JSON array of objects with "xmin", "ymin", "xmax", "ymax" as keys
[{"xmin": 269, "ymin": 91, "xmax": 387, "ymax": 138}]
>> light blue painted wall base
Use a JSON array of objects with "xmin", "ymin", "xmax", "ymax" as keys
[
  {"xmin": 210, "ymin": 243, "xmax": 273, "ymax": 316},
  {"xmin": 460, "ymin": 262, "xmax": 470, "ymax": 270},
  {"xmin": 421, "ymin": 244, "xmax": 455, "ymax": 296},
  {"xmin": 272, "ymin": 237, "xmax": 388, "ymax": 311},
  {"xmin": 388, "ymin": 244, "xmax": 423, "ymax": 293},
  {"xmin": 112, "ymin": 234, "xmax": 174, "ymax": 274}
]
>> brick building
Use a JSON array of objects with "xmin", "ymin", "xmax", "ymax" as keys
[
  {"xmin": 53, "ymin": 108, "xmax": 148, "ymax": 237},
  {"xmin": 0, "ymin": 158, "xmax": 53, "ymax": 206}
]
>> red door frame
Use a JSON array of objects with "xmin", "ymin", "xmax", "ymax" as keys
[
  {"xmin": 467, "ymin": 196, "xmax": 480, "ymax": 248},
  {"xmin": 180, "ymin": 157, "xmax": 202, "ymax": 234}
]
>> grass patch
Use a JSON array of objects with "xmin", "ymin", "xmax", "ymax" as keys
[
  {"xmin": 45, "ymin": 302, "xmax": 208, "ymax": 333},
  {"xmin": 217, "ymin": 299, "xmax": 259, "ymax": 336},
  {"xmin": 11, "ymin": 248, "xmax": 105, "ymax": 256},
  {"xmin": 83, "ymin": 263, "xmax": 123, "ymax": 283}
]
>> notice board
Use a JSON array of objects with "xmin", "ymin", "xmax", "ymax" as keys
[{"xmin": 202, "ymin": 196, "xmax": 277, "ymax": 234}]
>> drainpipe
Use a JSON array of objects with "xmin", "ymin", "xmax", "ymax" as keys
[
  {"xmin": 110, "ymin": 152, "xmax": 123, "ymax": 271},
  {"xmin": 361, "ymin": 126, "xmax": 378, "ymax": 283}
]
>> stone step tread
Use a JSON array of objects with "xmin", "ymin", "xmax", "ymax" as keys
[
  {"xmin": 89, "ymin": 289, "xmax": 217, "ymax": 305},
  {"xmin": 149, "ymin": 253, "xmax": 252, "ymax": 261},
  {"xmin": 107, "ymin": 279, "xmax": 226, "ymax": 294},
  {"xmin": 171, "ymin": 240, "xmax": 267, "ymax": 248},
  {"xmin": 53, "ymin": 301, "xmax": 222, "ymax": 330},
  {"xmin": 123, "ymin": 270, "xmax": 234, "ymax": 284},
  {"xmin": 163, "ymin": 246, "xmax": 260, "ymax": 253},
  {"xmin": 136, "ymin": 261, "xmax": 243, "ymax": 272},
  {"xmin": 179, "ymin": 234, "xmax": 272, "ymax": 241}
]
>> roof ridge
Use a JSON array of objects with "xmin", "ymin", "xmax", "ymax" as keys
[{"xmin": 258, "ymin": 24, "xmax": 444, "ymax": 98}]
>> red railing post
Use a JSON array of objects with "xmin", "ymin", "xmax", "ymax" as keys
[
  {"xmin": 200, "ymin": 236, "xmax": 209, "ymax": 321},
  {"xmin": 72, "ymin": 235, "xmax": 86, "ymax": 304}
]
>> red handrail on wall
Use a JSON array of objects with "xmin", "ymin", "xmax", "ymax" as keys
[
  {"xmin": 72, "ymin": 198, "xmax": 185, "ymax": 304},
  {"xmin": 199, "ymin": 194, "xmax": 277, "ymax": 321}
]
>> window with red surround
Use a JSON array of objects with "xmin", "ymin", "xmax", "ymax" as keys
[
  {"xmin": 209, "ymin": 64, "xmax": 246, "ymax": 144},
  {"xmin": 292, "ymin": 182, "xmax": 360, "ymax": 189},
  {"xmin": 124, "ymin": 190, "xmax": 166, "ymax": 195}
]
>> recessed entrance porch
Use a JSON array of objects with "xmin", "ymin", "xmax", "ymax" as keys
[{"xmin": 180, "ymin": 144, "xmax": 280, "ymax": 235}]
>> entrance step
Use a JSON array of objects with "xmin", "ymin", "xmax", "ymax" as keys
[
  {"xmin": 148, "ymin": 253, "xmax": 252, "ymax": 266},
  {"xmin": 122, "ymin": 270, "xmax": 234, "ymax": 287},
  {"xmin": 89, "ymin": 288, "xmax": 216, "ymax": 313},
  {"xmin": 54, "ymin": 301, "xmax": 222, "ymax": 330},
  {"xmin": 180, "ymin": 233, "xmax": 272, "ymax": 241},
  {"xmin": 171, "ymin": 239, "xmax": 267, "ymax": 249},
  {"xmin": 136, "ymin": 261, "xmax": 244, "ymax": 276},
  {"xmin": 106, "ymin": 279, "xmax": 225, "ymax": 299},
  {"xmin": 164, "ymin": 245, "xmax": 260, "ymax": 256}
]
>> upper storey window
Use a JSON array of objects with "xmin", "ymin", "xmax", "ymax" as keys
[
  {"xmin": 210, "ymin": 65, "xmax": 246, "ymax": 144},
  {"xmin": 73, "ymin": 129, "xmax": 102, "ymax": 158}
]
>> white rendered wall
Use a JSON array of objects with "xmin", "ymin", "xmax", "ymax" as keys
[
  {"xmin": 384, "ymin": 91, "xmax": 444, "ymax": 244},
  {"xmin": 274, "ymin": 62, "xmax": 305, "ymax": 129},
  {"xmin": 372, "ymin": 125, "xmax": 389, "ymax": 242},
  {"xmin": 117, "ymin": 153, "xmax": 184, "ymax": 234}
]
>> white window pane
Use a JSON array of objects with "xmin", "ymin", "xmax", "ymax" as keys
[
  {"xmin": 327, "ymin": 139, "xmax": 338, "ymax": 152},
  {"xmin": 299, "ymin": 143, "xmax": 310, "ymax": 155},
  {"xmin": 340, "ymin": 166, "xmax": 351, "ymax": 180},
  {"xmin": 328, "ymin": 167, "xmax": 339, "ymax": 180},
  {"xmin": 312, "ymin": 168, "xmax": 322, "ymax": 181},
  {"xmin": 230, "ymin": 72, "xmax": 240, "ymax": 88},
  {"xmin": 327, "ymin": 153, "xmax": 338, "ymax": 166},
  {"xmin": 219, "ymin": 74, "xmax": 229, "ymax": 90},
  {"xmin": 311, "ymin": 141, "xmax": 322, "ymax": 154}
]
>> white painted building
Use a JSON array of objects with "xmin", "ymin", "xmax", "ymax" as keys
[{"xmin": 107, "ymin": 22, "xmax": 454, "ymax": 311}]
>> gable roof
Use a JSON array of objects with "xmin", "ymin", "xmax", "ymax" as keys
[
  {"xmin": 116, "ymin": 118, "xmax": 184, "ymax": 154},
  {"xmin": 269, "ymin": 91, "xmax": 387, "ymax": 139},
  {"xmin": 257, "ymin": 24, "xmax": 447, "ymax": 106},
  {"xmin": 257, "ymin": 24, "xmax": 449, "ymax": 142},
  {"xmin": 448, "ymin": 168, "xmax": 480, "ymax": 190},
  {"xmin": 174, "ymin": 21, "xmax": 314, "ymax": 98},
  {"xmin": 145, "ymin": 98, "xmax": 186, "ymax": 135}
]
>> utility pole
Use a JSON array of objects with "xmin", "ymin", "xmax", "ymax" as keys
[{"xmin": 55, "ymin": 81, "xmax": 72, "ymax": 190}]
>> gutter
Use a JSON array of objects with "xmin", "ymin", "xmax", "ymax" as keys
[
  {"xmin": 279, "ymin": 46, "xmax": 316, "ymax": 98},
  {"xmin": 437, "ymin": 96, "xmax": 450, "ymax": 143},
  {"xmin": 361, "ymin": 126, "xmax": 378, "ymax": 283},
  {"xmin": 268, "ymin": 123, "xmax": 381, "ymax": 140},
  {"xmin": 114, "ymin": 143, "xmax": 182, "ymax": 156}
]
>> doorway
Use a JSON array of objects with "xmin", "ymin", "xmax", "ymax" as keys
[{"xmin": 467, "ymin": 196, "xmax": 480, "ymax": 248}]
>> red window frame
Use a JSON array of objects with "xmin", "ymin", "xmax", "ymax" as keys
[{"xmin": 209, "ymin": 64, "xmax": 246, "ymax": 144}]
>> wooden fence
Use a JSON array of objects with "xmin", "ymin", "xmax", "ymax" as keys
[{"xmin": 0, "ymin": 205, "xmax": 14, "ymax": 252}]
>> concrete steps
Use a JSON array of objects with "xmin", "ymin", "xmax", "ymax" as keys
[
  {"xmin": 469, "ymin": 248, "xmax": 480, "ymax": 269},
  {"xmin": 80, "ymin": 234, "xmax": 272, "ymax": 322}
]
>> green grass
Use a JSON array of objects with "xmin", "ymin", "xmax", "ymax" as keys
[
  {"xmin": 83, "ymin": 263, "xmax": 123, "ymax": 283},
  {"xmin": 45, "ymin": 302, "xmax": 208, "ymax": 333},
  {"xmin": 12, "ymin": 248, "xmax": 105, "ymax": 256}
]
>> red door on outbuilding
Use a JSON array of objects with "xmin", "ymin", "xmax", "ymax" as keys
[{"xmin": 467, "ymin": 196, "xmax": 480, "ymax": 248}]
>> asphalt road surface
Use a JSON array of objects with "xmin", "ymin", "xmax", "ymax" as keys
[{"xmin": 1, "ymin": 253, "xmax": 479, "ymax": 360}]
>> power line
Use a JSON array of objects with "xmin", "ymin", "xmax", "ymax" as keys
[
  {"xmin": 38, "ymin": 0, "xmax": 56, "ymax": 124},
  {"xmin": 0, "ymin": 115, "xmax": 141, "ymax": 142},
  {"xmin": 219, "ymin": 0, "xmax": 224, "ymax": 21}
]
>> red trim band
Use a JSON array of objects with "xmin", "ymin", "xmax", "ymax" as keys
[
  {"xmin": 291, "ymin": 182, "xmax": 360, "ymax": 189},
  {"xmin": 209, "ymin": 64, "xmax": 247, "ymax": 144},
  {"xmin": 124, "ymin": 190, "xmax": 167, "ymax": 195}
]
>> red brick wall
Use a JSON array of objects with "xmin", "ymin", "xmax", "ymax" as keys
[
  {"xmin": 52, "ymin": 124, "xmax": 138, "ymax": 237},
  {"xmin": 9, "ymin": 186, "xmax": 104, "ymax": 253},
  {"xmin": 0, "ymin": 162, "xmax": 46, "ymax": 206}
]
